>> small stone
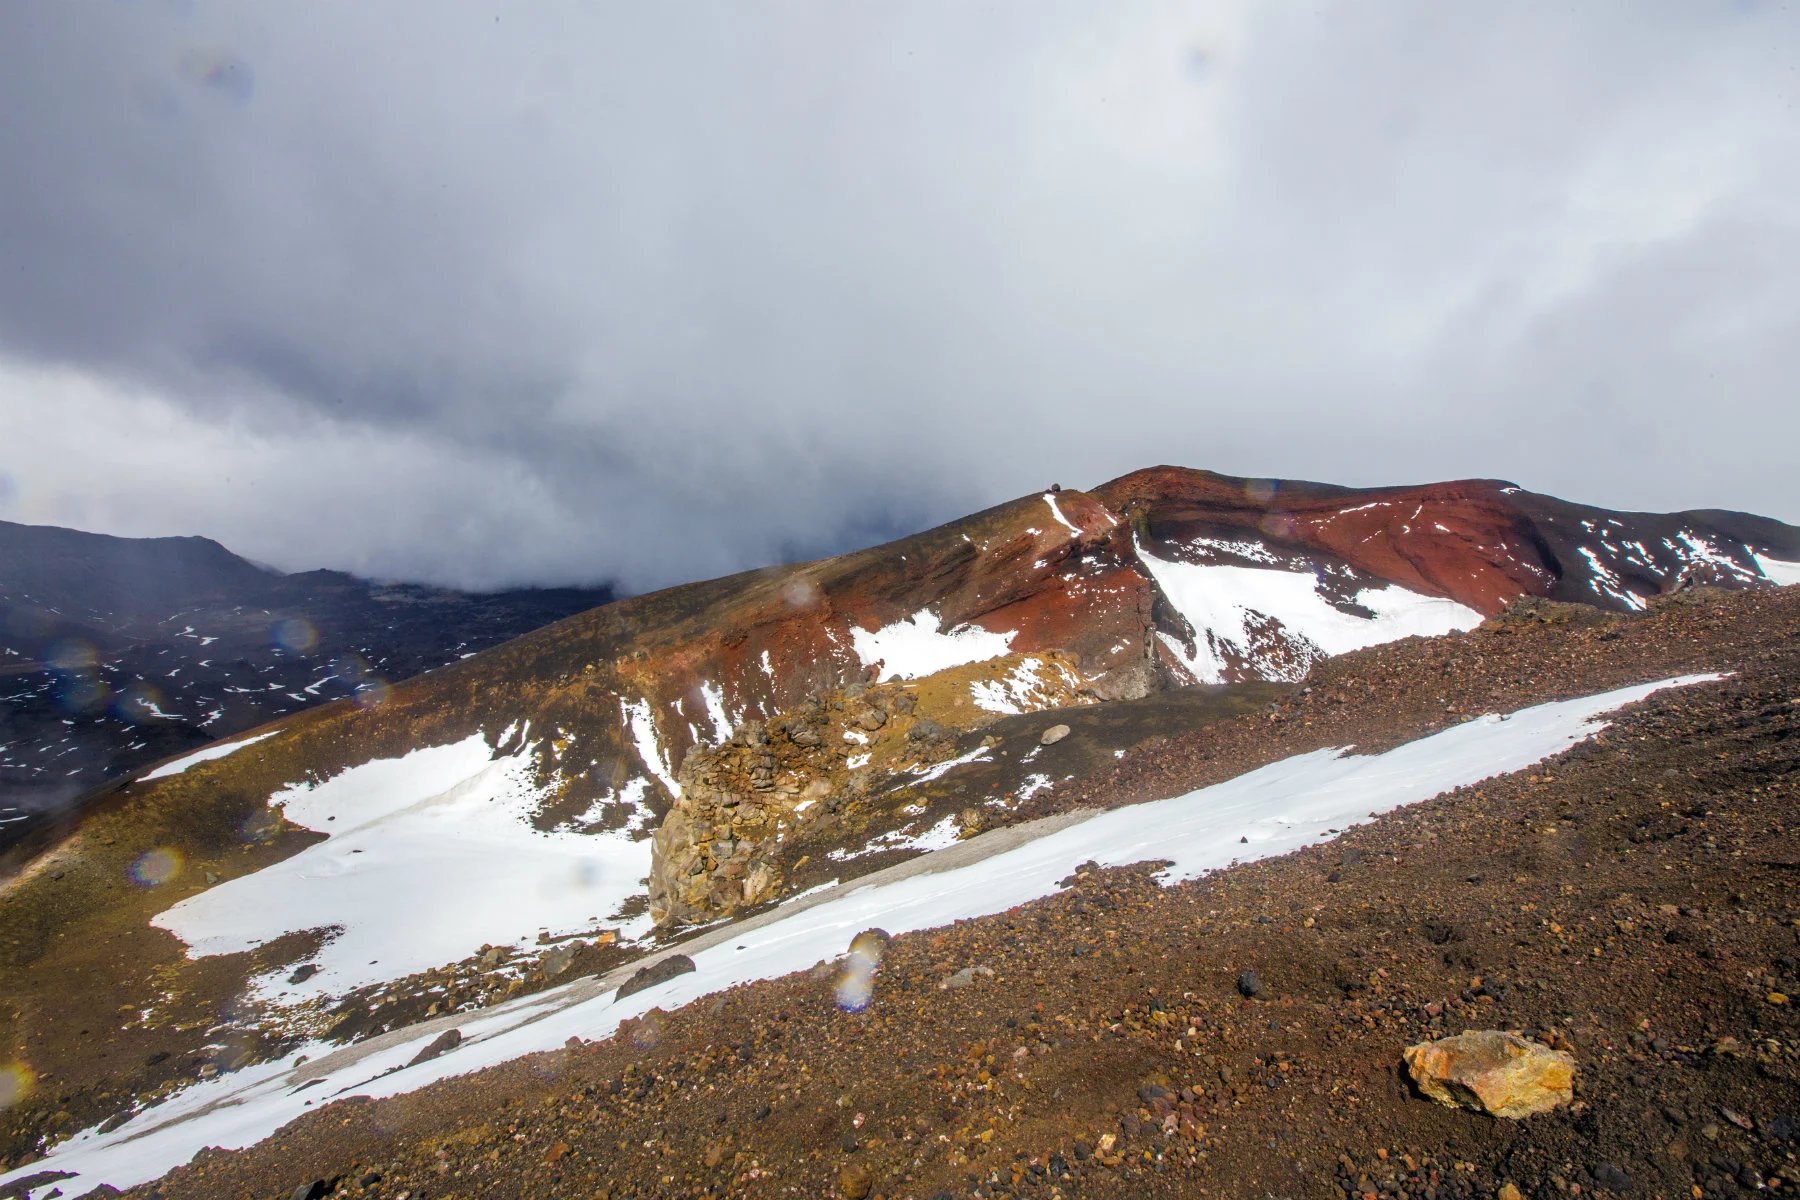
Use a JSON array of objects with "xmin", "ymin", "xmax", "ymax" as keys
[
  {"xmin": 1039, "ymin": 724, "xmax": 1071, "ymax": 746},
  {"xmin": 541, "ymin": 940, "xmax": 582, "ymax": 978},
  {"xmin": 848, "ymin": 928, "xmax": 891, "ymax": 959},
  {"xmin": 1591, "ymin": 1163, "xmax": 1633, "ymax": 1191},
  {"xmin": 1497, "ymin": 1184, "xmax": 1524, "ymax": 1200},
  {"xmin": 406, "ymin": 1028, "xmax": 462, "ymax": 1068},
  {"xmin": 1236, "ymin": 970, "xmax": 1263, "ymax": 998},
  {"xmin": 615, "ymin": 954, "xmax": 697, "ymax": 1001},
  {"xmin": 1402, "ymin": 1030, "xmax": 1575, "ymax": 1118},
  {"xmin": 838, "ymin": 1162, "xmax": 873, "ymax": 1199},
  {"xmin": 939, "ymin": 965, "xmax": 993, "ymax": 990}
]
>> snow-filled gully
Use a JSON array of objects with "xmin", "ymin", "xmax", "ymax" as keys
[{"xmin": 1, "ymin": 673, "xmax": 1722, "ymax": 1198}]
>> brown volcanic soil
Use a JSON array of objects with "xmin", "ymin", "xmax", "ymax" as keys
[{"xmin": 92, "ymin": 585, "xmax": 1800, "ymax": 1200}]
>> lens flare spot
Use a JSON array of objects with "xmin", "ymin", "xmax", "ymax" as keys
[
  {"xmin": 240, "ymin": 810, "xmax": 280, "ymax": 844},
  {"xmin": 47, "ymin": 639, "xmax": 96, "ymax": 672},
  {"xmin": 273, "ymin": 617, "xmax": 318, "ymax": 653},
  {"xmin": 0, "ymin": 1062, "xmax": 34, "ymax": 1110},
  {"xmin": 114, "ymin": 682, "xmax": 164, "ymax": 723},
  {"xmin": 177, "ymin": 47, "xmax": 255, "ymax": 105},
  {"xmin": 57, "ymin": 673, "xmax": 112, "ymax": 716},
  {"xmin": 354, "ymin": 679, "xmax": 391, "ymax": 709},
  {"xmin": 782, "ymin": 578, "xmax": 822, "ymax": 611},
  {"xmin": 130, "ymin": 848, "xmax": 183, "ymax": 886},
  {"xmin": 626, "ymin": 1011, "xmax": 662, "ymax": 1051},
  {"xmin": 834, "ymin": 928, "xmax": 890, "ymax": 1013}
]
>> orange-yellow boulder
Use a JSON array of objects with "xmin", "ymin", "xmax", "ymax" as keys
[{"xmin": 1402, "ymin": 1030, "xmax": 1575, "ymax": 1118}]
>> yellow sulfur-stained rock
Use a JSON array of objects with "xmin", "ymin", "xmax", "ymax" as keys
[{"xmin": 1403, "ymin": 1030, "xmax": 1575, "ymax": 1118}]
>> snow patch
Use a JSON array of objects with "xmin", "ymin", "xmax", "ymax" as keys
[
  {"xmin": 1044, "ymin": 494, "xmax": 1082, "ymax": 536},
  {"xmin": 830, "ymin": 813, "xmax": 964, "ymax": 861},
  {"xmin": 1186, "ymin": 535, "xmax": 1279, "ymax": 564},
  {"xmin": 622, "ymin": 697, "xmax": 679, "ymax": 798},
  {"xmin": 152, "ymin": 734, "xmax": 654, "ymax": 1003},
  {"xmin": 968, "ymin": 656, "xmax": 1083, "ymax": 716},
  {"xmin": 850, "ymin": 610, "xmax": 1015, "ymax": 682},
  {"xmin": 698, "ymin": 681, "xmax": 734, "ymax": 741},
  {"xmin": 141, "ymin": 731, "xmax": 279, "ymax": 781},
  {"xmin": 1576, "ymin": 547, "xmax": 1646, "ymax": 610},
  {"xmin": 904, "ymin": 744, "xmax": 991, "ymax": 786},
  {"xmin": 1136, "ymin": 542, "xmax": 1482, "ymax": 683},
  {"xmin": 1753, "ymin": 554, "xmax": 1800, "ymax": 586}
]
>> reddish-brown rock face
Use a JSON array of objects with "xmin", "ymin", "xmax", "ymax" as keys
[
  {"xmin": 1096, "ymin": 469, "xmax": 1546, "ymax": 615},
  {"xmin": 514, "ymin": 467, "xmax": 1799, "ymax": 824}
]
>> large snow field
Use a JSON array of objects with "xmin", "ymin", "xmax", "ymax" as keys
[
  {"xmin": 1135, "ymin": 543, "xmax": 1484, "ymax": 683},
  {"xmin": 152, "ymin": 729, "xmax": 656, "ymax": 1004},
  {"xmin": 3, "ymin": 672, "xmax": 1721, "ymax": 1199}
]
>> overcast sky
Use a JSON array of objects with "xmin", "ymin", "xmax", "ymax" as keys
[{"xmin": 5, "ymin": 2, "xmax": 1797, "ymax": 592}]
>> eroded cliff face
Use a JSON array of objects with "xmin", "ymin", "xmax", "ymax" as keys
[{"xmin": 647, "ymin": 653, "xmax": 1091, "ymax": 925}]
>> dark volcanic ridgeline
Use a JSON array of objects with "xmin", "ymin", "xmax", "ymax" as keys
[{"xmin": 0, "ymin": 519, "xmax": 614, "ymax": 845}]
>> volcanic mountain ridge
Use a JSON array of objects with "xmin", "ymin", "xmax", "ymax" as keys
[{"xmin": 1, "ymin": 465, "xmax": 1797, "ymax": 1198}]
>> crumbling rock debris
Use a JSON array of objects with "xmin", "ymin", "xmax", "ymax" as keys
[{"xmin": 541, "ymin": 940, "xmax": 583, "ymax": 979}]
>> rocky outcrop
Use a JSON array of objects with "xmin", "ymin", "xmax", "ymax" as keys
[
  {"xmin": 646, "ymin": 655, "xmax": 1091, "ymax": 926},
  {"xmin": 1403, "ymin": 1030, "xmax": 1576, "ymax": 1118}
]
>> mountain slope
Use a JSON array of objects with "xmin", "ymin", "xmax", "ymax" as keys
[
  {"xmin": 1, "ymin": 466, "xmax": 1796, "ymax": 1190},
  {"xmin": 52, "ymin": 466, "xmax": 1788, "ymax": 880},
  {"xmin": 0, "ymin": 519, "xmax": 614, "ymax": 842},
  {"xmin": 8, "ymin": 567, "xmax": 1800, "ymax": 1200}
]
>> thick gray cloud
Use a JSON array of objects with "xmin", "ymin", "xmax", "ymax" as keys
[{"xmin": 4, "ymin": 1, "xmax": 1797, "ymax": 591}]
